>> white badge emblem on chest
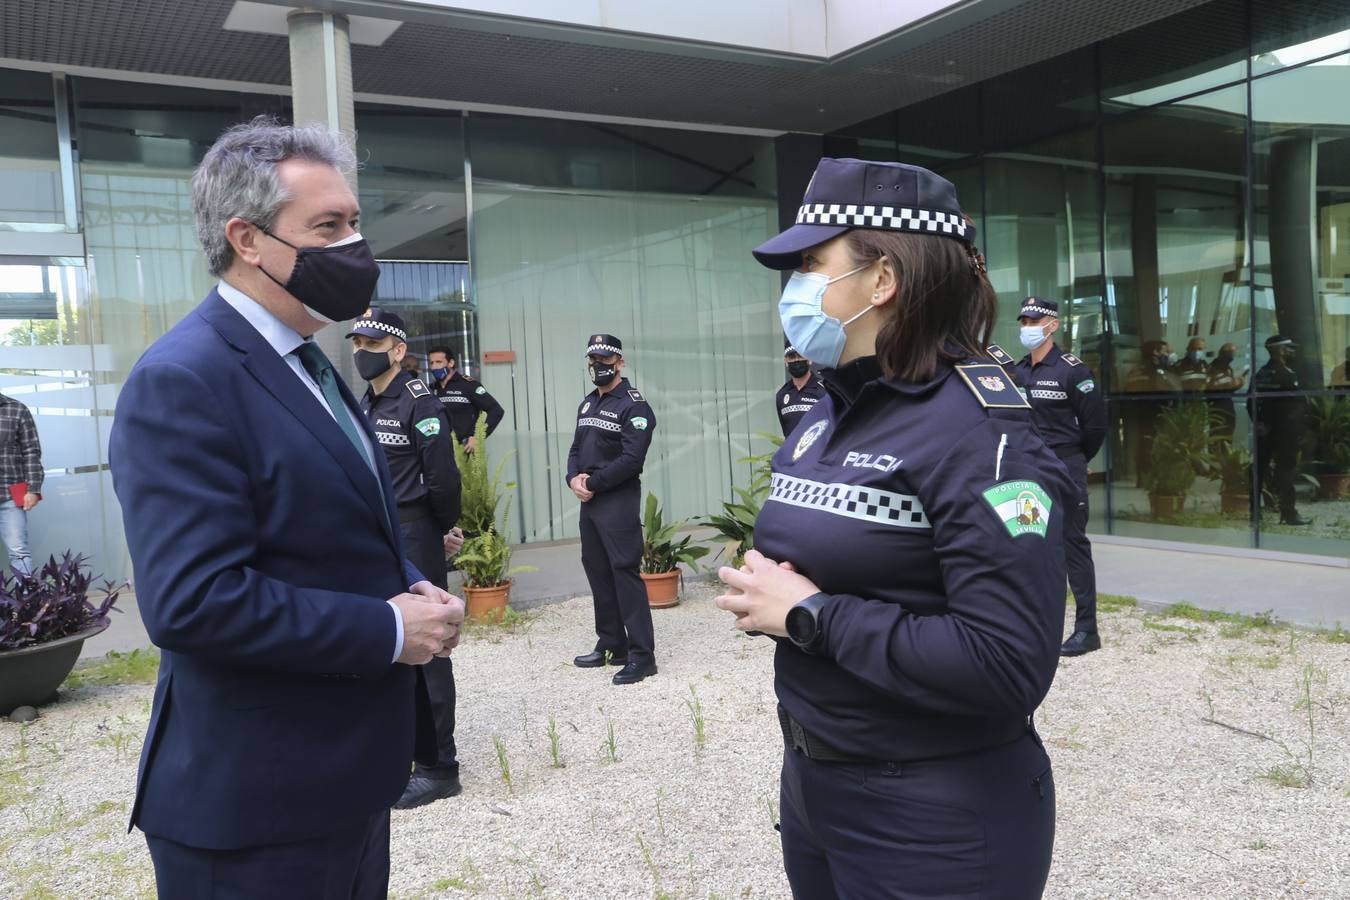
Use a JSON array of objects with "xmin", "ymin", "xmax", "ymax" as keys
[{"xmin": 792, "ymin": 420, "xmax": 828, "ymax": 460}]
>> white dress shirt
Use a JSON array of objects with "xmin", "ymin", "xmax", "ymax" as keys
[{"xmin": 217, "ymin": 281, "xmax": 406, "ymax": 663}]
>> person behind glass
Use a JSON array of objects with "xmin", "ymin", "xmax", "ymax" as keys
[
  {"xmin": 1013, "ymin": 296, "xmax": 1108, "ymax": 657},
  {"xmin": 348, "ymin": 307, "xmax": 467, "ymax": 809},
  {"xmin": 1176, "ymin": 337, "xmax": 1210, "ymax": 393},
  {"xmin": 1253, "ymin": 334, "xmax": 1310, "ymax": 526},
  {"xmin": 567, "ymin": 334, "xmax": 660, "ymax": 685},
  {"xmin": 716, "ymin": 157, "xmax": 1073, "ymax": 899},
  {"xmin": 777, "ymin": 345, "xmax": 825, "ymax": 437},
  {"xmin": 1205, "ymin": 341, "xmax": 1247, "ymax": 441},
  {"xmin": 1124, "ymin": 339, "xmax": 1181, "ymax": 487},
  {"xmin": 400, "ymin": 350, "xmax": 422, "ymax": 379},
  {"xmin": 0, "ymin": 391, "xmax": 43, "ymax": 576},
  {"xmin": 428, "ymin": 347, "xmax": 504, "ymax": 454},
  {"xmin": 1330, "ymin": 346, "xmax": 1350, "ymax": 391}
]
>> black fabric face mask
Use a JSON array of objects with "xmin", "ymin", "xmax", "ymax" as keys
[
  {"xmin": 257, "ymin": 228, "xmax": 380, "ymax": 323},
  {"xmin": 354, "ymin": 348, "xmax": 395, "ymax": 381},
  {"xmin": 786, "ymin": 360, "xmax": 811, "ymax": 378},
  {"xmin": 589, "ymin": 362, "xmax": 618, "ymax": 386}
]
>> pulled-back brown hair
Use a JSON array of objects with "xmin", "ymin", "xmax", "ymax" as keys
[{"xmin": 843, "ymin": 226, "xmax": 996, "ymax": 382}]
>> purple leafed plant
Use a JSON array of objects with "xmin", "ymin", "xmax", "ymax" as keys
[{"xmin": 0, "ymin": 552, "xmax": 125, "ymax": 652}]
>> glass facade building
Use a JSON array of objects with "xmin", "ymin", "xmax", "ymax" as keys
[
  {"xmin": 825, "ymin": 0, "xmax": 1350, "ymax": 561},
  {"xmin": 4, "ymin": 0, "xmax": 1350, "ymax": 585}
]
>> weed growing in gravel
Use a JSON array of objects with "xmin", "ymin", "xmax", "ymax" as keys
[
  {"xmin": 430, "ymin": 857, "xmax": 485, "ymax": 893},
  {"xmin": 763, "ymin": 791, "xmax": 778, "ymax": 827},
  {"xmin": 64, "ymin": 648, "xmax": 160, "ymax": 689},
  {"xmin": 1246, "ymin": 839, "xmax": 1268, "ymax": 850},
  {"xmin": 492, "ymin": 735, "xmax": 514, "ymax": 794},
  {"xmin": 636, "ymin": 833, "xmax": 664, "ymax": 894},
  {"xmin": 600, "ymin": 720, "xmax": 620, "ymax": 764},
  {"xmin": 0, "ymin": 768, "xmax": 32, "ymax": 811},
  {"xmin": 1165, "ymin": 602, "xmax": 1278, "ymax": 635},
  {"xmin": 1143, "ymin": 621, "xmax": 1201, "ymax": 638},
  {"xmin": 655, "ymin": 787, "xmax": 667, "ymax": 837},
  {"xmin": 507, "ymin": 844, "xmax": 546, "ymax": 896},
  {"xmin": 95, "ymin": 716, "xmax": 138, "ymax": 762},
  {"xmin": 546, "ymin": 717, "xmax": 563, "ymax": 768},
  {"xmin": 463, "ymin": 606, "xmax": 540, "ymax": 643},
  {"xmin": 685, "ymin": 684, "xmax": 707, "ymax": 752},
  {"xmin": 1324, "ymin": 623, "xmax": 1350, "ymax": 644},
  {"xmin": 1257, "ymin": 662, "xmax": 1327, "ymax": 789},
  {"xmin": 1096, "ymin": 593, "xmax": 1139, "ymax": 613}
]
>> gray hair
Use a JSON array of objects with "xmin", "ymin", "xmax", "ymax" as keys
[{"xmin": 191, "ymin": 116, "xmax": 358, "ymax": 276}]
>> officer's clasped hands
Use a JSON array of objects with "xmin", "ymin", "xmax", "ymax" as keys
[
  {"xmin": 715, "ymin": 550, "xmax": 816, "ymax": 637},
  {"xmin": 568, "ymin": 473, "xmax": 594, "ymax": 502},
  {"xmin": 392, "ymin": 585, "xmax": 466, "ymax": 665}
]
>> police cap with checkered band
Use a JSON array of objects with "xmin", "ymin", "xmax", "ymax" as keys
[
  {"xmin": 345, "ymin": 307, "xmax": 408, "ymax": 343},
  {"xmin": 752, "ymin": 158, "xmax": 976, "ymax": 270},
  {"xmin": 1017, "ymin": 296, "xmax": 1059, "ymax": 320},
  {"xmin": 586, "ymin": 333, "xmax": 623, "ymax": 358}
]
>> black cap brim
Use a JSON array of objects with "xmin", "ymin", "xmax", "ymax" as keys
[{"xmin": 752, "ymin": 223, "xmax": 849, "ymax": 270}]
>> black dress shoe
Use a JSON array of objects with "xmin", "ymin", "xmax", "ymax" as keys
[
  {"xmin": 1060, "ymin": 631, "xmax": 1102, "ymax": 657},
  {"xmin": 612, "ymin": 658, "xmax": 658, "ymax": 685},
  {"xmin": 574, "ymin": 650, "xmax": 627, "ymax": 668},
  {"xmin": 393, "ymin": 773, "xmax": 462, "ymax": 810}
]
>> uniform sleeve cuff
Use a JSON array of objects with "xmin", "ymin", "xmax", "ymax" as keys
[{"xmin": 387, "ymin": 600, "xmax": 405, "ymax": 663}]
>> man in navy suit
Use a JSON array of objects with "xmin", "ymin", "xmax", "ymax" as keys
[{"xmin": 109, "ymin": 117, "xmax": 465, "ymax": 898}]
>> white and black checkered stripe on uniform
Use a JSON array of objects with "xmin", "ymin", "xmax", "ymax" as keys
[
  {"xmin": 768, "ymin": 473, "xmax": 930, "ymax": 529},
  {"xmin": 1029, "ymin": 388, "xmax": 1068, "ymax": 400},
  {"xmin": 1020, "ymin": 304, "xmax": 1057, "ymax": 318},
  {"xmin": 795, "ymin": 204, "xmax": 968, "ymax": 238},
  {"xmin": 586, "ymin": 343, "xmax": 622, "ymax": 356},
  {"xmin": 780, "ymin": 403, "xmax": 816, "ymax": 415},
  {"xmin": 375, "ymin": 431, "xmax": 411, "ymax": 446},
  {"xmin": 578, "ymin": 416, "xmax": 622, "ymax": 432},
  {"xmin": 438, "ymin": 393, "xmax": 471, "ymax": 404},
  {"xmin": 355, "ymin": 319, "xmax": 408, "ymax": 341}
]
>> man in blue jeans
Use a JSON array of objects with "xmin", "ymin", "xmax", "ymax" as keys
[{"xmin": 0, "ymin": 392, "xmax": 43, "ymax": 576}]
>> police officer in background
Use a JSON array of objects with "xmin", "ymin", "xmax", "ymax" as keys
[
  {"xmin": 1206, "ymin": 341, "xmax": 1247, "ymax": 441},
  {"xmin": 428, "ymin": 346, "xmax": 505, "ymax": 453},
  {"xmin": 776, "ymin": 345, "xmax": 825, "ymax": 437},
  {"xmin": 718, "ymin": 157, "xmax": 1072, "ymax": 898},
  {"xmin": 567, "ymin": 334, "xmax": 659, "ymax": 685},
  {"xmin": 1253, "ymin": 335, "xmax": 1310, "ymax": 526},
  {"xmin": 1013, "ymin": 297, "xmax": 1108, "ymax": 657},
  {"xmin": 348, "ymin": 308, "xmax": 466, "ymax": 808},
  {"xmin": 1176, "ymin": 337, "xmax": 1210, "ymax": 393}
]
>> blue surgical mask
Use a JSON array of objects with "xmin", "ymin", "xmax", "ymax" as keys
[
  {"xmin": 430, "ymin": 367, "xmax": 450, "ymax": 381},
  {"xmin": 777, "ymin": 263, "xmax": 872, "ymax": 369},
  {"xmin": 1019, "ymin": 325, "xmax": 1048, "ymax": 350}
]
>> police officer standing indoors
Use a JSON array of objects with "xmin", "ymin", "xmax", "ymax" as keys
[
  {"xmin": 1254, "ymin": 335, "xmax": 1310, "ymax": 525},
  {"xmin": 1014, "ymin": 297, "xmax": 1108, "ymax": 657},
  {"xmin": 567, "ymin": 334, "xmax": 659, "ymax": 685},
  {"xmin": 776, "ymin": 345, "xmax": 825, "ymax": 437},
  {"xmin": 716, "ymin": 158, "xmax": 1073, "ymax": 899},
  {"xmin": 428, "ymin": 346, "xmax": 504, "ymax": 453},
  {"xmin": 348, "ymin": 308, "xmax": 466, "ymax": 808}
]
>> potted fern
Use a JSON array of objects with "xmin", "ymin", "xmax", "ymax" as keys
[
  {"xmin": 1208, "ymin": 440, "xmax": 1253, "ymax": 516},
  {"xmin": 639, "ymin": 493, "xmax": 709, "ymax": 608},
  {"xmin": 1307, "ymin": 396, "xmax": 1350, "ymax": 499},
  {"xmin": 455, "ymin": 500, "xmax": 535, "ymax": 623},
  {"xmin": 1148, "ymin": 402, "xmax": 1210, "ymax": 519},
  {"xmin": 1, "ymin": 553, "xmax": 124, "ymax": 715},
  {"xmin": 451, "ymin": 412, "xmax": 514, "ymax": 540},
  {"xmin": 700, "ymin": 434, "xmax": 780, "ymax": 567}
]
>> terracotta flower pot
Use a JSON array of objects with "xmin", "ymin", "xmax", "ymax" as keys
[
  {"xmin": 464, "ymin": 580, "xmax": 512, "ymax": 623},
  {"xmin": 641, "ymin": 570, "xmax": 681, "ymax": 608},
  {"xmin": 1315, "ymin": 473, "xmax": 1350, "ymax": 499},
  {"xmin": 1148, "ymin": 493, "xmax": 1186, "ymax": 519},
  {"xmin": 1220, "ymin": 491, "xmax": 1251, "ymax": 517},
  {"xmin": 0, "ymin": 619, "xmax": 110, "ymax": 716}
]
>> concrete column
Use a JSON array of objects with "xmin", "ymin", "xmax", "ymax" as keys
[
  {"xmin": 1269, "ymin": 137, "xmax": 1324, "ymax": 388},
  {"xmin": 287, "ymin": 9, "xmax": 360, "ymax": 378}
]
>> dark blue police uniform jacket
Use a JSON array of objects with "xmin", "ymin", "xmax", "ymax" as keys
[
  {"xmin": 109, "ymin": 289, "xmax": 436, "ymax": 851},
  {"xmin": 755, "ymin": 355, "xmax": 1074, "ymax": 762}
]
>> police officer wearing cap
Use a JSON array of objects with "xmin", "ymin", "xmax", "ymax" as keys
[
  {"xmin": 716, "ymin": 157, "xmax": 1073, "ymax": 899},
  {"xmin": 567, "ymin": 334, "xmax": 660, "ymax": 685},
  {"xmin": 776, "ymin": 345, "xmax": 825, "ymax": 438},
  {"xmin": 1013, "ymin": 297, "xmax": 1108, "ymax": 657},
  {"xmin": 347, "ymin": 308, "xmax": 466, "ymax": 808},
  {"xmin": 428, "ymin": 346, "xmax": 504, "ymax": 453},
  {"xmin": 1254, "ymin": 334, "xmax": 1310, "ymax": 526}
]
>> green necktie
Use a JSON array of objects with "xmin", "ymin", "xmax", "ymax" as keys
[{"xmin": 294, "ymin": 341, "xmax": 371, "ymax": 469}]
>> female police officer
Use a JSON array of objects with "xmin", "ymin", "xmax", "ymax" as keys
[{"xmin": 717, "ymin": 158, "xmax": 1073, "ymax": 899}]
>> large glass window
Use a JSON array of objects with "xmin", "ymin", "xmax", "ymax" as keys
[
  {"xmin": 0, "ymin": 69, "xmax": 64, "ymax": 226},
  {"xmin": 468, "ymin": 114, "xmax": 779, "ymax": 542}
]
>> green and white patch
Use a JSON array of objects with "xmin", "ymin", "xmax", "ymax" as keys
[
  {"xmin": 630, "ymin": 416, "xmax": 649, "ymax": 431},
  {"xmin": 982, "ymin": 480, "xmax": 1053, "ymax": 538},
  {"xmin": 475, "ymin": 386, "xmax": 486, "ymax": 395},
  {"xmin": 414, "ymin": 417, "xmax": 441, "ymax": 437},
  {"xmin": 1077, "ymin": 379, "xmax": 1096, "ymax": 394}
]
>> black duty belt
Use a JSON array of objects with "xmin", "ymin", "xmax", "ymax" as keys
[
  {"xmin": 396, "ymin": 499, "xmax": 432, "ymax": 521},
  {"xmin": 778, "ymin": 706, "xmax": 871, "ymax": 764}
]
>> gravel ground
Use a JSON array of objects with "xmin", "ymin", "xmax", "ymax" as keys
[{"xmin": 2, "ymin": 584, "xmax": 1348, "ymax": 899}]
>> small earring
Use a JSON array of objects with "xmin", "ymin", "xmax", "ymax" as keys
[{"xmin": 872, "ymin": 292, "xmax": 880, "ymax": 300}]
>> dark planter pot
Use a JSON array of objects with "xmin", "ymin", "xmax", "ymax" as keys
[
  {"xmin": 0, "ymin": 619, "xmax": 109, "ymax": 716},
  {"xmin": 1220, "ymin": 491, "xmax": 1251, "ymax": 517},
  {"xmin": 1315, "ymin": 473, "xmax": 1350, "ymax": 499},
  {"xmin": 1148, "ymin": 493, "xmax": 1186, "ymax": 519}
]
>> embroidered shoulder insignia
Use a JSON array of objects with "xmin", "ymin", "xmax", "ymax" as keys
[
  {"xmin": 1061, "ymin": 352, "xmax": 1082, "ymax": 367},
  {"xmin": 955, "ymin": 364, "xmax": 1031, "ymax": 409},
  {"xmin": 986, "ymin": 343, "xmax": 1016, "ymax": 367},
  {"xmin": 406, "ymin": 379, "xmax": 431, "ymax": 398},
  {"xmin": 628, "ymin": 389, "xmax": 644, "ymax": 402}
]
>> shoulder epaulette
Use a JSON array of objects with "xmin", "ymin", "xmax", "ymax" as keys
[
  {"xmin": 954, "ymin": 363, "xmax": 1030, "ymax": 409},
  {"xmin": 1061, "ymin": 352, "xmax": 1082, "ymax": 367},
  {"xmin": 986, "ymin": 343, "xmax": 1017, "ymax": 367},
  {"xmin": 628, "ymin": 388, "xmax": 644, "ymax": 402},
  {"xmin": 406, "ymin": 379, "xmax": 431, "ymax": 398}
]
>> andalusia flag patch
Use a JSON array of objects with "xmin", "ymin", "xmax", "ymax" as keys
[{"xmin": 982, "ymin": 481, "xmax": 1053, "ymax": 538}]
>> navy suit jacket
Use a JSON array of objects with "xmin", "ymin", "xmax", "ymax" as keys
[{"xmin": 109, "ymin": 289, "xmax": 436, "ymax": 850}]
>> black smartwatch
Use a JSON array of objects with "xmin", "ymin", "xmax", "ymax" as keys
[{"xmin": 785, "ymin": 593, "xmax": 830, "ymax": 653}]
